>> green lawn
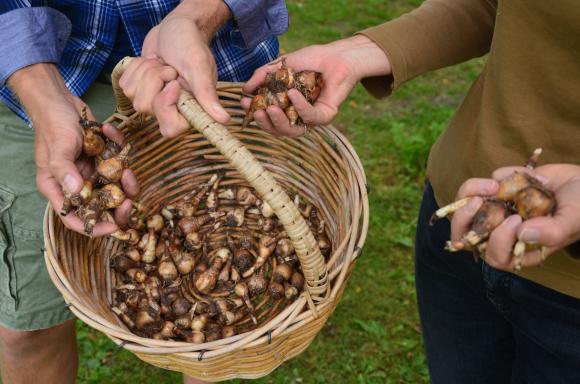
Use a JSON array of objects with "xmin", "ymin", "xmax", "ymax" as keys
[{"xmin": 76, "ymin": 1, "xmax": 484, "ymax": 383}]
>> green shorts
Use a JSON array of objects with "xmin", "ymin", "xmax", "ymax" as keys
[{"xmin": 0, "ymin": 82, "xmax": 116, "ymax": 330}]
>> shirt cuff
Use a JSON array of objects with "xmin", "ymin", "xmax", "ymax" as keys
[
  {"xmin": 223, "ymin": 0, "xmax": 288, "ymax": 49},
  {"xmin": 0, "ymin": 7, "xmax": 71, "ymax": 86},
  {"xmin": 356, "ymin": 26, "xmax": 404, "ymax": 99}
]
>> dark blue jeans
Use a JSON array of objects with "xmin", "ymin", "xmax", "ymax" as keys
[{"xmin": 415, "ymin": 183, "xmax": 580, "ymax": 384}]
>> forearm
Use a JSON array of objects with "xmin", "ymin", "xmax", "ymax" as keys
[
  {"xmin": 358, "ymin": 0, "xmax": 497, "ymax": 97},
  {"xmin": 168, "ymin": 0, "xmax": 231, "ymax": 42},
  {"xmin": 8, "ymin": 63, "xmax": 73, "ymax": 125}
]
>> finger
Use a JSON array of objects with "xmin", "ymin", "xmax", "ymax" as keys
[
  {"xmin": 253, "ymin": 109, "xmax": 278, "ymax": 136},
  {"xmin": 120, "ymin": 169, "xmax": 140, "ymax": 198},
  {"xmin": 133, "ymin": 66, "xmax": 178, "ymax": 114},
  {"xmin": 533, "ymin": 164, "xmax": 580, "ymax": 190},
  {"xmin": 243, "ymin": 65, "xmax": 274, "ymax": 94},
  {"xmin": 450, "ymin": 196, "xmax": 483, "ymax": 242},
  {"xmin": 141, "ymin": 26, "xmax": 159, "ymax": 57},
  {"xmin": 114, "ymin": 199, "xmax": 133, "ymax": 228},
  {"xmin": 119, "ymin": 57, "xmax": 163, "ymax": 100},
  {"xmin": 89, "ymin": 222, "xmax": 118, "ymax": 237},
  {"xmin": 60, "ymin": 214, "xmax": 90, "ymax": 234},
  {"xmin": 48, "ymin": 146, "xmax": 84, "ymax": 194},
  {"xmin": 518, "ymin": 217, "xmax": 577, "ymax": 250},
  {"xmin": 519, "ymin": 248, "xmax": 552, "ymax": 269},
  {"xmin": 517, "ymin": 217, "xmax": 561, "ymax": 247},
  {"xmin": 240, "ymin": 97, "xmax": 252, "ymax": 112},
  {"xmin": 37, "ymin": 172, "xmax": 85, "ymax": 231},
  {"xmin": 59, "ymin": 212, "xmax": 117, "ymax": 237},
  {"xmin": 266, "ymin": 105, "xmax": 292, "ymax": 135},
  {"xmin": 264, "ymin": 106, "xmax": 303, "ymax": 137},
  {"xmin": 455, "ymin": 178, "xmax": 499, "ymax": 200},
  {"xmin": 485, "ymin": 214, "xmax": 522, "ymax": 270},
  {"xmin": 492, "ymin": 166, "xmax": 550, "ymax": 188},
  {"xmin": 183, "ymin": 59, "xmax": 230, "ymax": 124},
  {"xmin": 492, "ymin": 166, "xmax": 530, "ymax": 181},
  {"xmin": 177, "ymin": 76, "xmax": 189, "ymax": 91},
  {"xmin": 118, "ymin": 57, "xmax": 147, "ymax": 94},
  {"xmin": 101, "ymin": 123, "xmax": 125, "ymax": 146},
  {"xmin": 288, "ymin": 89, "xmax": 337, "ymax": 125},
  {"xmin": 153, "ymin": 80, "xmax": 190, "ymax": 138},
  {"xmin": 517, "ymin": 176, "xmax": 580, "ymax": 248},
  {"xmin": 46, "ymin": 194, "xmax": 118, "ymax": 236}
]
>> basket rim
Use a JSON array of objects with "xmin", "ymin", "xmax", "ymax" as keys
[
  {"xmin": 43, "ymin": 125, "xmax": 368, "ymax": 360},
  {"xmin": 44, "ymin": 61, "xmax": 369, "ymax": 367},
  {"xmin": 43, "ymin": 126, "xmax": 367, "ymax": 353}
]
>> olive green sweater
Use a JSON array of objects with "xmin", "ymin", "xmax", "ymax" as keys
[{"xmin": 359, "ymin": 0, "xmax": 580, "ymax": 298}]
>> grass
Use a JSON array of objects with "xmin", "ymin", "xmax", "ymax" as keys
[{"xmin": 75, "ymin": 1, "xmax": 484, "ymax": 382}]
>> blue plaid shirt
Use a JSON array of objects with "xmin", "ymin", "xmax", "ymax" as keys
[{"xmin": 0, "ymin": 1, "xmax": 287, "ymax": 122}]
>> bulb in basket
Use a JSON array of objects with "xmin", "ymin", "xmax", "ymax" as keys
[{"xmin": 107, "ymin": 169, "xmax": 333, "ymax": 342}]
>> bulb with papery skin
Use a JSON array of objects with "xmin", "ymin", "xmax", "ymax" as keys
[{"xmin": 243, "ymin": 59, "xmax": 323, "ymax": 127}]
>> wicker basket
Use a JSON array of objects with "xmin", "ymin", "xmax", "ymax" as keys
[{"xmin": 43, "ymin": 57, "xmax": 369, "ymax": 381}]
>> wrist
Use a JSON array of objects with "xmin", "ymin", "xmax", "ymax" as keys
[
  {"xmin": 168, "ymin": 0, "xmax": 231, "ymax": 42},
  {"xmin": 335, "ymin": 35, "xmax": 392, "ymax": 81}
]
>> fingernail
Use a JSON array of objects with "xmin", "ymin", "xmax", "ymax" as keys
[
  {"xmin": 63, "ymin": 174, "xmax": 80, "ymax": 192},
  {"xmin": 505, "ymin": 215, "xmax": 522, "ymax": 230},
  {"xmin": 519, "ymin": 228, "xmax": 540, "ymax": 244},
  {"xmin": 479, "ymin": 179, "xmax": 497, "ymax": 193},
  {"xmin": 162, "ymin": 83, "xmax": 171, "ymax": 93},
  {"xmin": 213, "ymin": 103, "xmax": 230, "ymax": 121},
  {"xmin": 535, "ymin": 174, "xmax": 549, "ymax": 185}
]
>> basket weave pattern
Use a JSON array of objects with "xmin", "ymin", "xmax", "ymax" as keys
[{"xmin": 44, "ymin": 57, "xmax": 369, "ymax": 381}]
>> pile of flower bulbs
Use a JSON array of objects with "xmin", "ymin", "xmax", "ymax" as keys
[
  {"xmin": 243, "ymin": 59, "xmax": 324, "ymax": 127},
  {"xmin": 431, "ymin": 148, "xmax": 556, "ymax": 270},
  {"xmin": 110, "ymin": 174, "xmax": 332, "ymax": 342},
  {"xmin": 60, "ymin": 109, "xmax": 133, "ymax": 237}
]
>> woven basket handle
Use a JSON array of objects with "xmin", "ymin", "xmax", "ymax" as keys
[{"xmin": 111, "ymin": 57, "xmax": 329, "ymax": 306}]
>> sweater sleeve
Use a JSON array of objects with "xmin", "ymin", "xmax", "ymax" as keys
[{"xmin": 357, "ymin": 0, "xmax": 497, "ymax": 98}]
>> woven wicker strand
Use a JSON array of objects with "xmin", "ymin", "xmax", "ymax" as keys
[
  {"xmin": 44, "ymin": 56, "xmax": 369, "ymax": 381},
  {"xmin": 113, "ymin": 57, "xmax": 329, "ymax": 304}
]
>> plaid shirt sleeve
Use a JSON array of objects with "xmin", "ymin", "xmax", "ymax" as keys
[
  {"xmin": 0, "ymin": 7, "xmax": 71, "ymax": 86},
  {"xmin": 0, "ymin": 1, "xmax": 281, "ymax": 124},
  {"xmin": 223, "ymin": 0, "xmax": 288, "ymax": 49}
]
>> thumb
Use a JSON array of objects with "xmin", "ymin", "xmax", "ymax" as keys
[
  {"xmin": 190, "ymin": 76, "xmax": 230, "ymax": 124},
  {"xmin": 518, "ymin": 176, "xmax": 580, "ymax": 248},
  {"xmin": 518, "ymin": 217, "xmax": 570, "ymax": 249},
  {"xmin": 287, "ymin": 89, "xmax": 337, "ymax": 125},
  {"xmin": 181, "ymin": 56, "xmax": 230, "ymax": 124},
  {"xmin": 49, "ymin": 142, "xmax": 84, "ymax": 194}
]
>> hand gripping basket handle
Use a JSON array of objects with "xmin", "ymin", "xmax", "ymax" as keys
[{"xmin": 111, "ymin": 57, "xmax": 330, "ymax": 307}]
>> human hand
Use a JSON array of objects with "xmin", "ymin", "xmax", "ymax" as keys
[
  {"xmin": 450, "ymin": 164, "xmax": 580, "ymax": 271},
  {"xmin": 241, "ymin": 34, "xmax": 391, "ymax": 137},
  {"xmin": 119, "ymin": 0, "xmax": 231, "ymax": 138},
  {"xmin": 9, "ymin": 64, "xmax": 139, "ymax": 236}
]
